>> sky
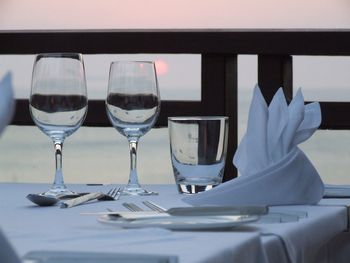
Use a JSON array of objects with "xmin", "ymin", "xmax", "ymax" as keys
[{"xmin": 1, "ymin": 0, "xmax": 350, "ymax": 29}]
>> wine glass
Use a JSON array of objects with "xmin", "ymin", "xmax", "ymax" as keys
[
  {"xmin": 29, "ymin": 53, "xmax": 88, "ymax": 197},
  {"xmin": 106, "ymin": 61, "xmax": 160, "ymax": 195}
]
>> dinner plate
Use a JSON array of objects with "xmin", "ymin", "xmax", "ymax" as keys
[{"xmin": 97, "ymin": 214, "xmax": 259, "ymax": 230}]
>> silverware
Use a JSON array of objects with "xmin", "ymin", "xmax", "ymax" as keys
[
  {"xmin": 142, "ymin": 202, "xmax": 269, "ymax": 217},
  {"xmin": 98, "ymin": 188, "xmax": 121, "ymax": 201},
  {"xmin": 122, "ymin": 202, "xmax": 144, "ymax": 212},
  {"xmin": 122, "ymin": 201, "xmax": 268, "ymax": 217},
  {"xmin": 83, "ymin": 200, "xmax": 268, "ymax": 221},
  {"xmin": 60, "ymin": 187, "xmax": 121, "ymax": 208},
  {"xmin": 26, "ymin": 194, "xmax": 60, "ymax": 207},
  {"xmin": 26, "ymin": 193, "xmax": 86, "ymax": 207},
  {"xmin": 142, "ymin": 201, "xmax": 166, "ymax": 212}
]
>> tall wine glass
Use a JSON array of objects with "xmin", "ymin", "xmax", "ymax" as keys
[
  {"xmin": 106, "ymin": 61, "xmax": 160, "ymax": 196},
  {"xmin": 29, "ymin": 53, "xmax": 88, "ymax": 197}
]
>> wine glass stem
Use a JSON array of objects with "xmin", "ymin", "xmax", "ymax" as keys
[
  {"xmin": 53, "ymin": 141, "xmax": 66, "ymax": 189},
  {"xmin": 128, "ymin": 138, "xmax": 140, "ymax": 187}
]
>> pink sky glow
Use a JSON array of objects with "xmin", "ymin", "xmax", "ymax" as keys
[{"xmin": 1, "ymin": 0, "xmax": 350, "ymax": 29}]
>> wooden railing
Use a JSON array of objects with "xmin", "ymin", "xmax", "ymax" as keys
[{"xmin": 1, "ymin": 29, "xmax": 350, "ymax": 181}]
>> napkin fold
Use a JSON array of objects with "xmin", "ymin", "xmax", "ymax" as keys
[
  {"xmin": 0, "ymin": 229, "xmax": 21, "ymax": 263},
  {"xmin": 0, "ymin": 72, "xmax": 15, "ymax": 135},
  {"xmin": 184, "ymin": 85, "xmax": 324, "ymax": 206}
]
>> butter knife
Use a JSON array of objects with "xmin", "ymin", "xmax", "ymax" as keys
[
  {"xmin": 60, "ymin": 192, "xmax": 104, "ymax": 208},
  {"xmin": 82, "ymin": 205, "xmax": 268, "ymax": 219},
  {"xmin": 142, "ymin": 201, "xmax": 268, "ymax": 216}
]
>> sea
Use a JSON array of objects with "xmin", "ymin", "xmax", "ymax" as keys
[{"xmin": 1, "ymin": 86, "xmax": 350, "ymax": 186}]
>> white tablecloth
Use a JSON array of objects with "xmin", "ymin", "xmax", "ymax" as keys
[
  {"xmin": 0, "ymin": 183, "xmax": 348, "ymax": 263},
  {"xmin": 256, "ymin": 205, "xmax": 347, "ymax": 262}
]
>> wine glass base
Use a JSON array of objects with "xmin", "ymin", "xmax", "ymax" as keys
[
  {"xmin": 120, "ymin": 186, "xmax": 158, "ymax": 196},
  {"xmin": 44, "ymin": 187, "xmax": 77, "ymax": 198}
]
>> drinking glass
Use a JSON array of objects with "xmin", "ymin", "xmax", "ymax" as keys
[
  {"xmin": 29, "ymin": 53, "xmax": 88, "ymax": 197},
  {"xmin": 169, "ymin": 116, "xmax": 229, "ymax": 194},
  {"xmin": 106, "ymin": 61, "xmax": 160, "ymax": 195}
]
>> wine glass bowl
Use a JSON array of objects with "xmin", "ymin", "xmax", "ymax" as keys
[
  {"xmin": 29, "ymin": 53, "xmax": 88, "ymax": 197},
  {"xmin": 106, "ymin": 90, "xmax": 160, "ymax": 138},
  {"xmin": 106, "ymin": 61, "xmax": 160, "ymax": 195},
  {"xmin": 30, "ymin": 93, "xmax": 87, "ymax": 139}
]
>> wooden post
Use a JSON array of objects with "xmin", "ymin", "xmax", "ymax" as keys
[
  {"xmin": 201, "ymin": 54, "xmax": 238, "ymax": 181},
  {"xmin": 258, "ymin": 55, "xmax": 293, "ymax": 104}
]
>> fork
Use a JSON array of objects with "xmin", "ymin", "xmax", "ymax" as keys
[
  {"xmin": 122, "ymin": 202, "xmax": 144, "ymax": 212},
  {"xmin": 122, "ymin": 201, "xmax": 166, "ymax": 213},
  {"xmin": 142, "ymin": 201, "xmax": 166, "ymax": 213},
  {"xmin": 98, "ymin": 188, "xmax": 121, "ymax": 201},
  {"xmin": 61, "ymin": 187, "xmax": 121, "ymax": 208}
]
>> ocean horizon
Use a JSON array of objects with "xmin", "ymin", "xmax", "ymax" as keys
[{"xmin": 1, "ymin": 87, "xmax": 349, "ymax": 186}]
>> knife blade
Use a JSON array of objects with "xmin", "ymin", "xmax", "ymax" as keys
[{"xmin": 164, "ymin": 205, "xmax": 268, "ymax": 216}]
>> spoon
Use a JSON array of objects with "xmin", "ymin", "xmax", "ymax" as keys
[
  {"xmin": 26, "ymin": 193, "xmax": 86, "ymax": 207},
  {"xmin": 26, "ymin": 194, "xmax": 59, "ymax": 206}
]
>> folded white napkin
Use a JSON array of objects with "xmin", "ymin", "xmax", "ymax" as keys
[
  {"xmin": 184, "ymin": 86, "xmax": 324, "ymax": 206},
  {"xmin": 0, "ymin": 229, "xmax": 21, "ymax": 263},
  {"xmin": 0, "ymin": 72, "xmax": 15, "ymax": 135}
]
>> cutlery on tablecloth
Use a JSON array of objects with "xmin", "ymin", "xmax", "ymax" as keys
[
  {"xmin": 60, "ymin": 187, "xmax": 121, "ymax": 208},
  {"xmin": 82, "ymin": 204, "xmax": 268, "ymax": 220},
  {"xmin": 142, "ymin": 201, "xmax": 307, "ymax": 223},
  {"xmin": 123, "ymin": 201, "xmax": 268, "ymax": 216},
  {"xmin": 27, "ymin": 188, "xmax": 120, "ymax": 208},
  {"xmin": 26, "ymin": 192, "xmax": 87, "ymax": 207},
  {"xmin": 142, "ymin": 203, "xmax": 269, "ymax": 216},
  {"xmin": 142, "ymin": 201, "xmax": 166, "ymax": 212},
  {"xmin": 122, "ymin": 202, "xmax": 144, "ymax": 212}
]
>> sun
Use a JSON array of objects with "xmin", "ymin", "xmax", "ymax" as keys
[{"xmin": 155, "ymin": 59, "xmax": 169, "ymax": 75}]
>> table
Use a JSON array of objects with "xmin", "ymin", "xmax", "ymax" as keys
[{"xmin": 0, "ymin": 183, "xmax": 348, "ymax": 263}]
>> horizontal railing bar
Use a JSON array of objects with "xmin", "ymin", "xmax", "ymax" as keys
[
  {"xmin": 317, "ymin": 101, "xmax": 350, "ymax": 130},
  {"xmin": 1, "ymin": 29, "xmax": 350, "ymax": 55},
  {"xmin": 11, "ymin": 99, "xmax": 205, "ymax": 127}
]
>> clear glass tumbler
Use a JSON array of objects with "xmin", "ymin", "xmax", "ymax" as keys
[{"xmin": 168, "ymin": 116, "xmax": 229, "ymax": 194}]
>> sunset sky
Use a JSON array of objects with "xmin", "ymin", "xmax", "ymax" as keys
[{"xmin": 1, "ymin": 0, "xmax": 350, "ymax": 29}]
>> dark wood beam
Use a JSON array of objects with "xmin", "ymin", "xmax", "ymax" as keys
[
  {"xmin": 258, "ymin": 55, "xmax": 293, "ymax": 104},
  {"xmin": 224, "ymin": 55, "xmax": 238, "ymax": 181},
  {"xmin": 1, "ymin": 30, "xmax": 350, "ymax": 55},
  {"xmin": 201, "ymin": 54, "xmax": 238, "ymax": 180}
]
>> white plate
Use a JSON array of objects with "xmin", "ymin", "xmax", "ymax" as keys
[{"xmin": 97, "ymin": 215, "xmax": 259, "ymax": 230}]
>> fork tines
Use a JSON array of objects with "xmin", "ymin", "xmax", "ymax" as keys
[
  {"xmin": 107, "ymin": 187, "xmax": 120, "ymax": 198},
  {"xmin": 122, "ymin": 202, "xmax": 144, "ymax": 212},
  {"xmin": 142, "ymin": 201, "xmax": 166, "ymax": 213},
  {"xmin": 103, "ymin": 187, "xmax": 121, "ymax": 201}
]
